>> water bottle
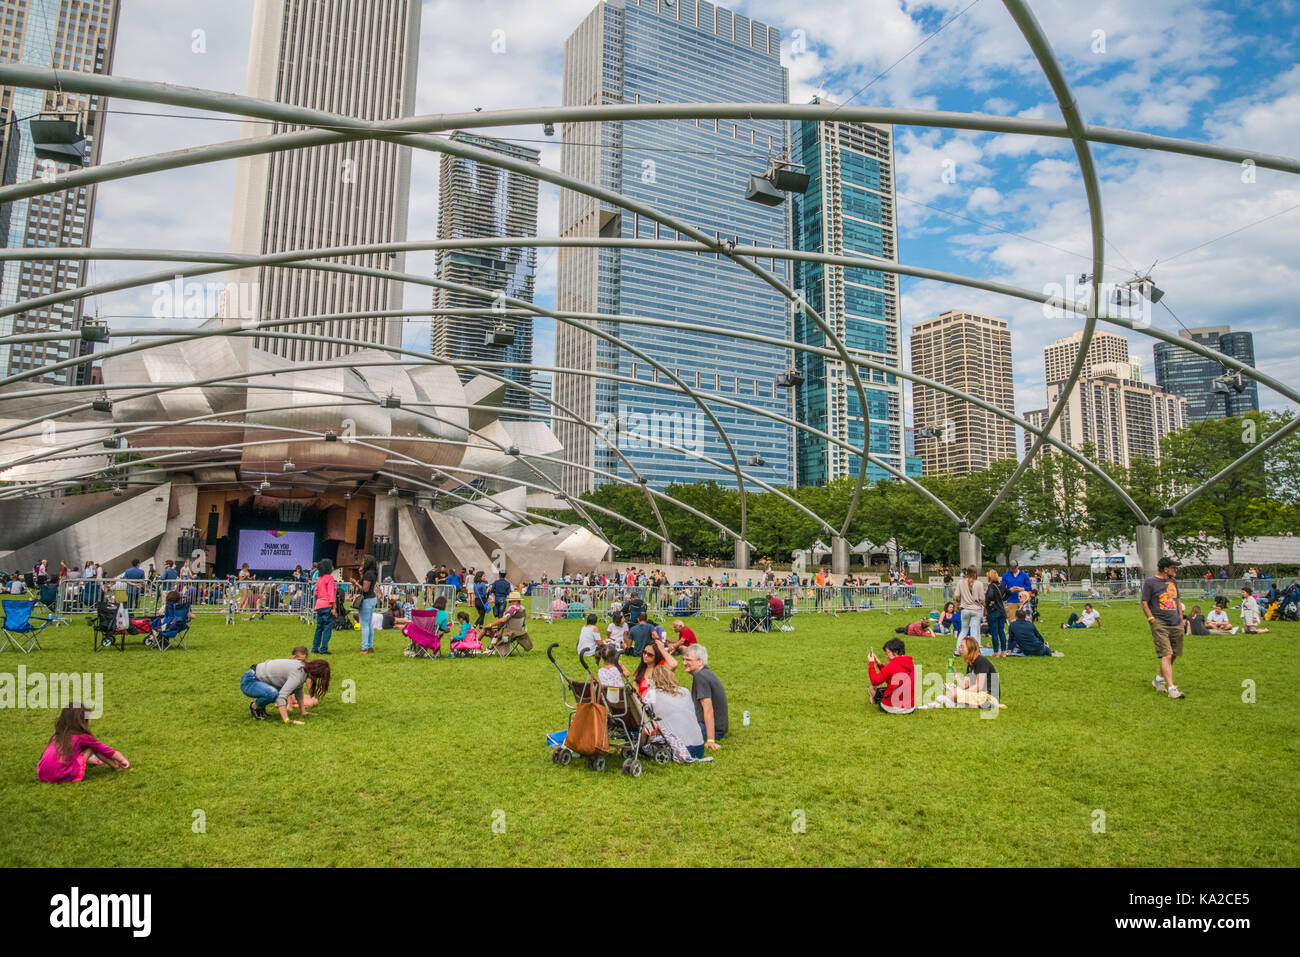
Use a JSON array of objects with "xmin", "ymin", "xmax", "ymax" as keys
[{"xmin": 743, "ymin": 710, "xmax": 750, "ymax": 727}]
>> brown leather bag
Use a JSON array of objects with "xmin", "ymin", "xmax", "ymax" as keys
[{"xmin": 565, "ymin": 680, "xmax": 609, "ymax": 756}]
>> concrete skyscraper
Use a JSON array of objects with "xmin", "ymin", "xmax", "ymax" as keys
[
  {"xmin": 791, "ymin": 98, "xmax": 909, "ymax": 485},
  {"xmin": 909, "ymin": 310, "xmax": 1017, "ymax": 475},
  {"xmin": 226, "ymin": 0, "xmax": 420, "ymax": 362},
  {"xmin": 1043, "ymin": 329, "xmax": 1133, "ymax": 385},
  {"xmin": 1153, "ymin": 325, "xmax": 1259, "ymax": 422},
  {"xmin": 554, "ymin": 0, "xmax": 793, "ymax": 495},
  {"xmin": 432, "ymin": 131, "xmax": 539, "ymax": 414},
  {"xmin": 0, "ymin": 0, "xmax": 120, "ymax": 385}
]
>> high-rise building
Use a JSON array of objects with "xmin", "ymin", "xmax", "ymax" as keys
[
  {"xmin": 432, "ymin": 132, "xmax": 539, "ymax": 413},
  {"xmin": 909, "ymin": 310, "xmax": 1017, "ymax": 475},
  {"xmin": 1043, "ymin": 329, "xmax": 1131, "ymax": 385},
  {"xmin": 790, "ymin": 99, "xmax": 903, "ymax": 486},
  {"xmin": 531, "ymin": 371, "xmax": 554, "ymax": 430},
  {"xmin": 226, "ymin": 0, "xmax": 420, "ymax": 362},
  {"xmin": 1045, "ymin": 360, "xmax": 1187, "ymax": 466},
  {"xmin": 0, "ymin": 0, "xmax": 120, "ymax": 385},
  {"xmin": 554, "ymin": 0, "xmax": 794, "ymax": 495},
  {"xmin": 1153, "ymin": 325, "xmax": 1259, "ymax": 422},
  {"xmin": 1023, "ymin": 407, "xmax": 1047, "ymax": 457}
]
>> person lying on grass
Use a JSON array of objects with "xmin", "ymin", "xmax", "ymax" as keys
[
  {"xmin": 946, "ymin": 636, "xmax": 1007, "ymax": 710},
  {"xmin": 1061, "ymin": 603, "xmax": 1101, "ymax": 629},
  {"xmin": 284, "ymin": 659, "xmax": 332, "ymax": 718},
  {"xmin": 241, "ymin": 647, "xmax": 314, "ymax": 724},
  {"xmin": 1007, "ymin": 607, "xmax": 1064, "ymax": 657},
  {"xmin": 867, "ymin": 637, "xmax": 915, "ymax": 714},
  {"xmin": 895, "ymin": 619, "xmax": 935, "ymax": 638},
  {"xmin": 37, "ymin": 704, "xmax": 130, "ymax": 782}
]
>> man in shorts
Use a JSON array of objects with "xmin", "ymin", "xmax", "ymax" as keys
[{"xmin": 1141, "ymin": 556, "xmax": 1186, "ymax": 699}]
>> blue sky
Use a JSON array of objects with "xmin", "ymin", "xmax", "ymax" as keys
[{"xmin": 87, "ymin": 0, "xmax": 1300, "ymax": 431}]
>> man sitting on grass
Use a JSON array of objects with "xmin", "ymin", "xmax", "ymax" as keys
[
  {"xmin": 1008, "ymin": 608, "xmax": 1064, "ymax": 657},
  {"xmin": 683, "ymin": 644, "xmax": 726, "ymax": 749},
  {"xmin": 1061, "ymin": 603, "xmax": 1101, "ymax": 629},
  {"xmin": 666, "ymin": 619, "xmax": 696, "ymax": 655},
  {"xmin": 1205, "ymin": 600, "xmax": 1236, "ymax": 633}
]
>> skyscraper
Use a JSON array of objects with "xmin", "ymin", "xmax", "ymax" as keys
[
  {"xmin": 226, "ymin": 0, "xmax": 420, "ymax": 362},
  {"xmin": 1153, "ymin": 325, "xmax": 1259, "ymax": 422},
  {"xmin": 1044, "ymin": 361, "xmax": 1187, "ymax": 466},
  {"xmin": 791, "ymin": 99, "xmax": 903, "ymax": 486},
  {"xmin": 1043, "ymin": 329, "xmax": 1132, "ymax": 385},
  {"xmin": 909, "ymin": 310, "xmax": 1017, "ymax": 475},
  {"xmin": 0, "ymin": 0, "xmax": 120, "ymax": 385},
  {"xmin": 554, "ymin": 0, "xmax": 794, "ymax": 495},
  {"xmin": 432, "ymin": 131, "xmax": 539, "ymax": 414}
]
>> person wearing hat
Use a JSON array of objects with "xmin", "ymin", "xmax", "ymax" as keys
[
  {"xmin": 1141, "ymin": 556, "xmax": 1186, "ymax": 699},
  {"xmin": 482, "ymin": 589, "xmax": 532, "ymax": 655},
  {"xmin": 1001, "ymin": 560, "xmax": 1032, "ymax": 619}
]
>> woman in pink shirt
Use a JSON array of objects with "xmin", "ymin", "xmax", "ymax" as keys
[
  {"xmin": 38, "ymin": 704, "xmax": 130, "ymax": 783},
  {"xmin": 312, "ymin": 558, "xmax": 338, "ymax": 655}
]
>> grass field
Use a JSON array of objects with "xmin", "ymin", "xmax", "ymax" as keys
[{"xmin": 1, "ymin": 598, "xmax": 1296, "ymax": 868}]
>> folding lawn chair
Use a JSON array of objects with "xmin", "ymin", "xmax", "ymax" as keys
[
  {"xmin": 37, "ymin": 581, "xmax": 68, "ymax": 626},
  {"xmin": 1, "ymin": 598, "xmax": 53, "ymax": 653},
  {"xmin": 149, "ymin": 605, "xmax": 191, "ymax": 651},
  {"xmin": 402, "ymin": 608, "xmax": 442, "ymax": 658}
]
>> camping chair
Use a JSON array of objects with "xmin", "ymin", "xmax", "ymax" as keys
[
  {"xmin": 402, "ymin": 608, "xmax": 442, "ymax": 658},
  {"xmin": 37, "ymin": 580, "xmax": 68, "ymax": 626},
  {"xmin": 1, "ymin": 599, "xmax": 53, "ymax": 653},
  {"xmin": 149, "ymin": 604, "xmax": 192, "ymax": 651},
  {"xmin": 743, "ymin": 596, "xmax": 772, "ymax": 633}
]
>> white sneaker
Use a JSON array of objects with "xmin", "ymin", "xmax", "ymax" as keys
[
  {"xmin": 1167, "ymin": 685, "xmax": 1186, "ymax": 699},
  {"xmin": 1152, "ymin": 675, "xmax": 1167, "ymax": 691},
  {"xmin": 1231, "ymin": 627, "xmax": 1239, "ymax": 634}
]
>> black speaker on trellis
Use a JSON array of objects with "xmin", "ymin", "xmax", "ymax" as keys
[{"xmin": 371, "ymin": 535, "xmax": 396, "ymax": 565}]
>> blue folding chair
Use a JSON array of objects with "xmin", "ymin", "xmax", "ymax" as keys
[
  {"xmin": 1, "ymin": 599, "xmax": 53, "ymax": 653},
  {"xmin": 148, "ymin": 604, "xmax": 191, "ymax": 651}
]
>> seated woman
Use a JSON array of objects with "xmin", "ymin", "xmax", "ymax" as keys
[
  {"xmin": 1205, "ymin": 601, "xmax": 1235, "ymax": 633},
  {"xmin": 937, "ymin": 602, "xmax": 956, "ymax": 635},
  {"xmin": 1007, "ymin": 608, "xmax": 1063, "ymax": 656},
  {"xmin": 643, "ymin": 664, "xmax": 705, "ymax": 761},
  {"xmin": 285, "ymin": 659, "xmax": 332, "ymax": 718},
  {"xmin": 549, "ymin": 595, "xmax": 568, "ymax": 620},
  {"xmin": 1240, "ymin": 588, "xmax": 1270, "ymax": 634},
  {"xmin": 946, "ymin": 636, "xmax": 1007, "ymax": 709},
  {"xmin": 867, "ymin": 638, "xmax": 915, "ymax": 714},
  {"xmin": 1185, "ymin": 605, "xmax": 1211, "ymax": 636},
  {"xmin": 606, "ymin": 611, "xmax": 629, "ymax": 650},
  {"xmin": 632, "ymin": 637, "xmax": 677, "ymax": 698}
]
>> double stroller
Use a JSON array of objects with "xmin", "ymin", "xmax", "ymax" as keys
[
  {"xmin": 89, "ymin": 597, "xmax": 189, "ymax": 651},
  {"xmin": 545, "ymin": 643, "xmax": 673, "ymax": 776}
]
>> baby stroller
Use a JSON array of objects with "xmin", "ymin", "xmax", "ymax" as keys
[
  {"xmin": 402, "ymin": 607, "xmax": 442, "ymax": 658},
  {"xmin": 545, "ymin": 643, "xmax": 672, "ymax": 776},
  {"xmin": 332, "ymin": 594, "xmax": 356, "ymax": 631},
  {"xmin": 88, "ymin": 598, "xmax": 153, "ymax": 653}
]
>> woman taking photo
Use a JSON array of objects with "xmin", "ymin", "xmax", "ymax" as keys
[{"xmin": 350, "ymin": 555, "xmax": 379, "ymax": 655}]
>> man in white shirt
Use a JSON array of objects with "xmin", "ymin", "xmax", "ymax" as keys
[
  {"xmin": 1205, "ymin": 603, "xmax": 1235, "ymax": 633},
  {"xmin": 1061, "ymin": 603, "xmax": 1101, "ymax": 629}
]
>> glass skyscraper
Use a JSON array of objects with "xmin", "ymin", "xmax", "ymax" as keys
[
  {"xmin": 554, "ymin": 0, "xmax": 794, "ymax": 494},
  {"xmin": 790, "ymin": 100, "xmax": 910, "ymax": 485},
  {"xmin": 432, "ymin": 131, "xmax": 539, "ymax": 414},
  {"xmin": 1153, "ymin": 325, "xmax": 1259, "ymax": 422},
  {"xmin": 0, "ymin": 0, "xmax": 120, "ymax": 385}
]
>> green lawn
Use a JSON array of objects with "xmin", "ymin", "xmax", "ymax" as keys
[{"xmin": 1, "ymin": 599, "xmax": 1296, "ymax": 867}]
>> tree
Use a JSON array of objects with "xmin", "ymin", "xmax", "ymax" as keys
[
  {"xmin": 1022, "ymin": 449, "xmax": 1090, "ymax": 571},
  {"xmin": 1158, "ymin": 413, "xmax": 1272, "ymax": 567}
]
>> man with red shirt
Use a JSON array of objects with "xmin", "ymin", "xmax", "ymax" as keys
[
  {"xmin": 667, "ymin": 619, "xmax": 697, "ymax": 654},
  {"xmin": 868, "ymin": 638, "xmax": 916, "ymax": 714},
  {"xmin": 768, "ymin": 591, "xmax": 785, "ymax": 620}
]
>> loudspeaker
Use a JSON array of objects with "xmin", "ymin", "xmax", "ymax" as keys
[
  {"xmin": 355, "ymin": 515, "xmax": 367, "ymax": 547},
  {"xmin": 205, "ymin": 506, "xmax": 219, "ymax": 545}
]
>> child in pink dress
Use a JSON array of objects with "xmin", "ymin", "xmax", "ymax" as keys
[{"xmin": 37, "ymin": 704, "xmax": 130, "ymax": 782}]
